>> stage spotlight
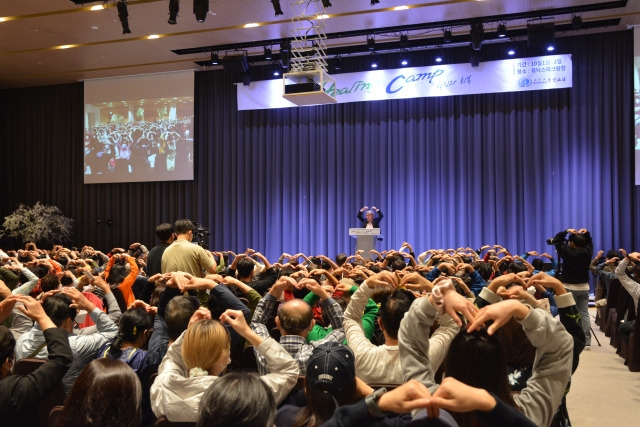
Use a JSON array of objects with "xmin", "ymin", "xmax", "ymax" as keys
[
  {"xmin": 443, "ymin": 29, "xmax": 453, "ymax": 43},
  {"xmin": 367, "ymin": 35, "xmax": 375, "ymax": 51},
  {"xmin": 469, "ymin": 49, "xmax": 480, "ymax": 68},
  {"xmin": 321, "ymin": 0, "xmax": 332, "ymax": 7},
  {"xmin": 271, "ymin": 0, "xmax": 284, "ymax": 16},
  {"xmin": 273, "ymin": 64, "xmax": 281, "ymax": 77},
  {"xmin": 400, "ymin": 34, "xmax": 408, "ymax": 48},
  {"xmin": 434, "ymin": 51, "xmax": 443, "ymax": 63},
  {"xmin": 242, "ymin": 69, "xmax": 252, "ymax": 87},
  {"xmin": 333, "ymin": 56, "xmax": 343, "ymax": 72},
  {"xmin": 168, "ymin": 0, "xmax": 179, "ymax": 24},
  {"xmin": 116, "ymin": 1, "xmax": 131, "ymax": 34},
  {"xmin": 280, "ymin": 40, "xmax": 290, "ymax": 52},
  {"xmin": 572, "ymin": 15, "xmax": 583, "ymax": 30},
  {"xmin": 280, "ymin": 50, "xmax": 290, "ymax": 70},
  {"xmin": 401, "ymin": 58, "xmax": 408, "ymax": 66},
  {"xmin": 470, "ymin": 22, "xmax": 484, "ymax": 51},
  {"xmin": 193, "ymin": 0, "xmax": 208, "ymax": 22},
  {"xmin": 507, "ymin": 48, "xmax": 516, "ymax": 56},
  {"xmin": 497, "ymin": 23, "xmax": 507, "ymax": 38},
  {"xmin": 527, "ymin": 21, "xmax": 555, "ymax": 50},
  {"xmin": 264, "ymin": 47, "xmax": 272, "ymax": 60},
  {"xmin": 209, "ymin": 52, "xmax": 220, "ymax": 65}
]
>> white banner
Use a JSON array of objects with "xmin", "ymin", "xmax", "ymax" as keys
[{"xmin": 237, "ymin": 54, "xmax": 572, "ymax": 110}]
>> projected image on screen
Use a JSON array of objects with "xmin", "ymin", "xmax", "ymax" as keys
[{"xmin": 84, "ymin": 71, "xmax": 194, "ymax": 184}]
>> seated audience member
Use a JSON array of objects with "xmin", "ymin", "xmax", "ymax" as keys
[
  {"xmin": 15, "ymin": 286, "xmax": 119, "ymax": 394},
  {"xmin": 399, "ymin": 278, "xmax": 573, "ymax": 427},
  {"xmin": 322, "ymin": 377, "xmax": 534, "ymax": 427},
  {"xmin": 615, "ymin": 250, "xmax": 640, "ymax": 344},
  {"xmin": 97, "ymin": 307, "xmax": 151, "ymax": 375},
  {"xmin": 198, "ymin": 371, "xmax": 276, "ymax": 427},
  {"xmin": 303, "ymin": 279, "xmax": 375, "ymax": 343},
  {"xmin": 97, "ymin": 306, "xmax": 153, "ymax": 425},
  {"xmin": 151, "ymin": 307, "xmax": 298, "ymax": 422},
  {"xmin": 228, "ymin": 251, "xmax": 278, "ymax": 295},
  {"xmin": 0, "ymin": 295, "xmax": 73, "ymax": 427},
  {"xmin": 147, "ymin": 290, "xmax": 197, "ymax": 374},
  {"xmin": 53, "ymin": 358, "xmax": 142, "ymax": 427},
  {"xmin": 104, "ymin": 253, "xmax": 139, "ymax": 309},
  {"xmin": 345, "ymin": 271, "xmax": 458, "ymax": 385},
  {"xmin": 179, "ymin": 273, "xmax": 252, "ymax": 366},
  {"xmin": 251, "ymin": 276, "xmax": 345, "ymax": 375},
  {"xmin": 276, "ymin": 342, "xmax": 361, "ymax": 427}
]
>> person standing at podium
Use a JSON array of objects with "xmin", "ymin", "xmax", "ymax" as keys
[{"xmin": 357, "ymin": 206, "xmax": 383, "ymax": 229}]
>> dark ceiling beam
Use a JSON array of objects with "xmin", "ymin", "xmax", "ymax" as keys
[
  {"xmin": 193, "ymin": 18, "xmax": 620, "ymax": 67},
  {"xmin": 174, "ymin": 1, "xmax": 627, "ymax": 57}
]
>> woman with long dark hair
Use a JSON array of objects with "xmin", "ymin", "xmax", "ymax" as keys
[{"xmin": 55, "ymin": 358, "xmax": 142, "ymax": 427}]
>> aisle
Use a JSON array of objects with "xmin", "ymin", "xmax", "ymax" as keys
[{"xmin": 566, "ymin": 308, "xmax": 640, "ymax": 426}]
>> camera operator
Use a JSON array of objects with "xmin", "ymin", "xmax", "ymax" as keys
[
  {"xmin": 549, "ymin": 228, "xmax": 594, "ymax": 347},
  {"xmin": 161, "ymin": 219, "xmax": 217, "ymax": 278}
]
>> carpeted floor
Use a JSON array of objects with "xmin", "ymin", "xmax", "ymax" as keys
[{"xmin": 566, "ymin": 308, "xmax": 640, "ymax": 426}]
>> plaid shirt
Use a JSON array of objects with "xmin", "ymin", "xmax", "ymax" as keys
[{"xmin": 251, "ymin": 293, "xmax": 344, "ymax": 375}]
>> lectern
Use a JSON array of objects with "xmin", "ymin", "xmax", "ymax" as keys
[{"xmin": 349, "ymin": 228, "xmax": 381, "ymax": 259}]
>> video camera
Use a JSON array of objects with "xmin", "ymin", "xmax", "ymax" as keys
[{"xmin": 192, "ymin": 221, "xmax": 211, "ymax": 249}]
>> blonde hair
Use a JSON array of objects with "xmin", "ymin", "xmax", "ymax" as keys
[{"xmin": 182, "ymin": 319, "xmax": 230, "ymax": 375}]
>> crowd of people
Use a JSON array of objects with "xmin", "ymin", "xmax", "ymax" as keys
[
  {"xmin": 83, "ymin": 118, "xmax": 193, "ymax": 177},
  {"xmin": 1, "ymin": 220, "xmax": 637, "ymax": 427}
]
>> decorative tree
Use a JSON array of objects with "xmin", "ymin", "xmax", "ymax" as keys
[{"xmin": 1, "ymin": 202, "xmax": 74, "ymax": 247}]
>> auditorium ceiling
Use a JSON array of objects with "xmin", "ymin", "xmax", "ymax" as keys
[{"xmin": 0, "ymin": 0, "xmax": 638, "ymax": 89}]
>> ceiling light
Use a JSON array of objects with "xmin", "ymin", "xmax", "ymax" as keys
[
  {"xmin": 271, "ymin": 0, "xmax": 284, "ymax": 16},
  {"xmin": 316, "ymin": 14, "xmax": 330, "ymax": 19},
  {"xmin": 507, "ymin": 48, "xmax": 516, "ymax": 56},
  {"xmin": 497, "ymin": 23, "xmax": 507, "ymax": 38},
  {"xmin": 210, "ymin": 52, "xmax": 220, "ymax": 65},
  {"xmin": 547, "ymin": 45, "xmax": 555, "ymax": 51},
  {"xmin": 90, "ymin": 5, "xmax": 104, "ymax": 11},
  {"xmin": 193, "ymin": 0, "xmax": 209, "ymax": 22},
  {"xmin": 370, "ymin": 54, "xmax": 379, "ymax": 68},
  {"xmin": 443, "ymin": 29, "xmax": 453, "ymax": 43},
  {"xmin": 264, "ymin": 47, "xmax": 272, "ymax": 60},
  {"xmin": 148, "ymin": 34, "xmax": 159, "ymax": 39},
  {"xmin": 244, "ymin": 23, "xmax": 259, "ymax": 28},
  {"xmin": 394, "ymin": 6, "xmax": 409, "ymax": 10},
  {"xmin": 435, "ymin": 52, "xmax": 443, "ymax": 63},
  {"xmin": 470, "ymin": 22, "xmax": 484, "ymax": 51},
  {"xmin": 168, "ymin": 0, "xmax": 179, "ymax": 25},
  {"xmin": 401, "ymin": 58, "xmax": 408, "ymax": 66},
  {"xmin": 367, "ymin": 36, "xmax": 375, "ymax": 51},
  {"xmin": 116, "ymin": 0, "xmax": 131, "ymax": 34}
]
